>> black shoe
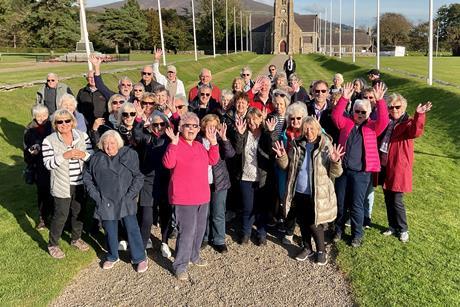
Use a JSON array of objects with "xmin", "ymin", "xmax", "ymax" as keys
[
  {"xmin": 295, "ymin": 248, "xmax": 314, "ymax": 261},
  {"xmin": 36, "ymin": 219, "xmax": 46, "ymax": 230},
  {"xmin": 364, "ymin": 217, "xmax": 372, "ymax": 229},
  {"xmin": 333, "ymin": 232, "xmax": 342, "ymax": 243},
  {"xmin": 240, "ymin": 235, "xmax": 250, "ymax": 245},
  {"xmin": 213, "ymin": 244, "xmax": 228, "ymax": 254},
  {"xmin": 256, "ymin": 237, "xmax": 267, "ymax": 246},
  {"xmin": 316, "ymin": 251, "xmax": 327, "ymax": 266},
  {"xmin": 201, "ymin": 240, "xmax": 208, "ymax": 250},
  {"xmin": 351, "ymin": 237, "xmax": 362, "ymax": 248}
]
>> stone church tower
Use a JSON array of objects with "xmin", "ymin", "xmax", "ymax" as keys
[{"xmin": 273, "ymin": 0, "xmax": 301, "ymax": 54}]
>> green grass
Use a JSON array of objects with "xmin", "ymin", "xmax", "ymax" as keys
[
  {"xmin": 295, "ymin": 54, "xmax": 460, "ymax": 306},
  {"xmin": 0, "ymin": 52, "xmax": 272, "ymax": 305}
]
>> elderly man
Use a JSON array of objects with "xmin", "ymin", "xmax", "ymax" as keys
[
  {"xmin": 249, "ymin": 76, "xmax": 274, "ymax": 114},
  {"xmin": 140, "ymin": 64, "xmax": 162, "ymax": 93},
  {"xmin": 76, "ymin": 71, "xmax": 107, "ymax": 127},
  {"xmin": 188, "ymin": 68, "xmax": 221, "ymax": 104},
  {"xmin": 153, "ymin": 49, "xmax": 186, "ymax": 98},
  {"xmin": 190, "ymin": 84, "xmax": 220, "ymax": 119},
  {"xmin": 36, "ymin": 73, "xmax": 73, "ymax": 114},
  {"xmin": 240, "ymin": 66, "xmax": 254, "ymax": 92},
  {"xmin": 283, "ymin": 55, "xmax": 296, "ymax": 79}
]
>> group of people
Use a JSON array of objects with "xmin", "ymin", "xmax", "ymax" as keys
[{"xmin": 24, "ymin": 51, "xmax": 431, "ymax": 280}]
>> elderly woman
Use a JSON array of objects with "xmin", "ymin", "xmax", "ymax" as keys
[
  {"xmin": 330, "ymin": 73, "xmax": 344, "ymax": 95},
  {"xmin": 379, "ymin": 95, "xmax": 431, "ymax": 243},
  {"xmin": 83, "ymin": 130, "xmax": 147, "ymax": 272},
  {"xmin": 350, "ymin": 78, "xmax": 366, "ymax": 104},
  {"xmin": 58, "ymin": 94, "xmax": 87, "ymax": 133},
  {"xmin": 234, "ymin": 108, "xmax": 275, "ymax": 246},
  {"xmin": 241, "ymin": 66, "xmax": 255, "ymax": 92},
  {"xmin": 132, "ymin": 83, "xmax": 145, "ymax": 104},
  {"xmin": 273, "ymin": 72, "xmax": 289, "ymax": 91},
  {"xmin": 42, "ymin": 109, "xmax": 93, "ymax": 258},
  {"xmin": 133, "ymin": 111, "xmax": 172, "ymax": 257},
  {"xmin": 232, "ymin": 77, "xmax": 244, "ymax": 94},
  {"xmin": 269, "ymin": 88, "xmax": 290, "ymax": 140},
  {"xmin": 134, "ymin": 92, "xmax": 157, "ymax": 127},
  {"xmin": 162, "ymin": 112, "xmax": 220, "ymax": 281},
  {"xmin": 273, "ymin": 117, "xmax": 343, "ymax": 265},
  {"xmin": 199, "ymin": 115, "xmax": 235, "ymax": 253},
  {"xmin": 288, "ymin": 74, "xmax": 309, "ymax": 103},
  {"xmin": 332, "ymin": 82, "xmax": 389, "ymax": 247},
  {"xmin": 220, "ymin": 89, "xmax": 234, "ymax": 115},
  {"xmin": 23, "ymin": 104, "xmax": 53, "ymax": 230},
  {"xmin": 92, "ymin": 94, "xmax": 126, "ymax": 134}
]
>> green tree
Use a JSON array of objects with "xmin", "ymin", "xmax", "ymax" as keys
[
  {"xmin": 408, "ymin": 22, "xmax": 429, "ymax": 53},
  {"xmin": 0, "ymin": 0, "xmax": 33, "ymax": 47},
  {"xmin": 378, "ymin": 13, "xmax": 412, "ymax": 47},
  {"xmin": 436, "ymin": 4, "xmax": 460, "ymax": 56}
]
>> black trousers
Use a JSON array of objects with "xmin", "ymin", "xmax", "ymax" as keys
[
  {"xmin": 36, "ymin": 167, "xmax": 53, "ymax": 222},
  {"xmin": 138, "ymin": 200, "xmax": 173, "ymax": 248},
  {"xmin": 383, "ymin": 189, "xmax": 408, "ymax": 232},
  {"xmin": 49, "ymin": 185, "xmax": 85, "ymax": 246},
  {"xmin": 293, "ymin": 192, "xmax": 325, "ymax": 252}
]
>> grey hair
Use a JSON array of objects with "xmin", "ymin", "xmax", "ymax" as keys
[
  {"xmin": 107, "ymin": 94, "xmax": 126, "ymax": 113},
  {"xmin": 200, "ymin": 68, "xmax": 212, "ymax": 77},
  {"xmin": 174, "ymin": 95, "xmax": 189, "ymax": 107},
  {"xmin": 285, "ymin": 102, "xmax": 308, "ymax": 123},
  {"xmin": 51, "ymin": 109, "xmax": 77, "ymax": 130},
  {"xmin": 241, "ymin": 66, "xmax": 252, "ymax": 76},
  {"xmin": 117, "ymin": 102, "xmax": 136, "ymax": 126},
  {"xmin": 58, "ymin": 94, "xmax": 77, "ymax": 109},
  {"xmin": 31, "ymin": 104, "xmax": 49, "ymax": 118},
  {"xmin": 133, "ymin": 82, "xmax": 145, "ymax": 91},
  {"xmin": 353, "ymin": 99, "xmax": 372, "ymax": 117},
  {"xmin": 387, "ymin": 93, "xmax": 408, "ymax": 109},
  {"xmin": 97, "ymin": 130, "xmax": 124, "ymax": 151},
  {"xmin": 117, "ymin": 76, "xmax": 133, "ymax": 87},
  {"xmin": 352, "ymin": 78, "xmax": 367, "ymax": 89},
  {"xmin": 333, "ymin": 73, "xmax": 344, "ymax": 83},
  {"xmin": 47, "ymin": 72, "xmax": 58, "ymax": 80},
  {"xmin": 179, "ymin": 112, "xmax": 200, "ymax": 130},
  {"xmin": 199, "ymin": 84, "xmax": 212, "ymax": 92},
  {"xmin": 221, "ymin": 89, "xmax": 234, "ymax": 100},
  {"xmin": 301, "ymin": 116, "xmax": 323, "ymax": 137},
  {"xmin": 272, "ymin": 88, "xmax": 291, "ymax": 107}
]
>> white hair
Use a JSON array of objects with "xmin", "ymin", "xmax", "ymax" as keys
[
  {"xmin": 98, "ymin": 130, "xmax": 124, "ymax": 151},
  {"xmin": 58, "ymin": 94, "xmax": 77, "ymax": 109},
  {"xmin": 353, "ymin": 99, "xmax": 372, "ymax": 117},
  {"xmin": 285, "ymin": 102, "xmax": 308, "ymax": 123},
  {"xmin": 31, "ymin": 104, "xmax": 49, "ymax": 118}
]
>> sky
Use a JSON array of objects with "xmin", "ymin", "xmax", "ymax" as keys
[{"xmin": 87, "ymin": 0, "xmax": 455, "ymax": 27}]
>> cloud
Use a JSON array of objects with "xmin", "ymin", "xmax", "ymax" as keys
[{"xmin": 298, "ymin": 2, "xmax": 324, "ymax": 14}]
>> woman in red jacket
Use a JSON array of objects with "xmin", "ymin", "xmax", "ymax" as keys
[{"xmin": 379, "ymin": 94, "xmax": 431, "ymax": 243}]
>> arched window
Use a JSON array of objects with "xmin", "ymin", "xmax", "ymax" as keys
[
  {"xmin": 282, "ymin": 0, "xmax": 287, "ymax": 5},
  {"xmin": 281, "ymin": 20, "xmax": 287, "ymax": 37}
]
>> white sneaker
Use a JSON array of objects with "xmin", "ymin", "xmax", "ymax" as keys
[
  {"xmin": 282, "ymin": 235, "xmax": 294, "ymax": 245},
  {"xmin": 399, "ymin": 231, "xmax": 409, "ymax": 243},
  {"xmin": 161, "ymin": 243, "xmax": 172, "ymax": 258},
  {"xmin": 146, "ymin": 238, "xmax": 153, "ymax": 249},
  {"xmin": 382, "ymin": 228, "xmax": 396, "ymax": 236},
  {"xmin": 118, "ymin": 240, "xmax": 128, "ymax": 251}
]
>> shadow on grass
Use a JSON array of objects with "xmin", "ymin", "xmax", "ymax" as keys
[{"xmin": 0, "ymin": 117, "xmax": 24, "ymax": 151}]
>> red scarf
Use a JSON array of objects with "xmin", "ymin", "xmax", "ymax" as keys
[{"xmin": 285, "ymin": 127, "xmax": 302, "ymax": 150}]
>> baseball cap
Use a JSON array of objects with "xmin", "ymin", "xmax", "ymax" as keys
[{"xmin": 167, "ymin": 65, "xmax": 177, "ymax": 73}]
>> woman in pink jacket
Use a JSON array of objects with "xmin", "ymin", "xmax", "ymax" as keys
[
  {"xmin": 332, "ymin": 82, "xmax": 389, "ymax": 247},
  {"xmin": 162, "ymin": 112, "xmax": 219, "ymax": 281}
]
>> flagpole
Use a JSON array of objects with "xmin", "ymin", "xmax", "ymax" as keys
[
  {"xmin": 246, "ymin": 14, "xmax": 249, "ymax": 52},
  {"xmin": 319, "ymin": 12, "xmax": 322, "ymax": 53},
  {"xmin": 191, "ymin": 0, "xmax": 198, "ymax": 61},
  {"xmin": 240, "ymin": 11, "xmax": 243, "ymax": 52},
  {"xmin": 212, "ymin": 0, "xmax": 216, "ymax": 58},
  {"xmin": 352, "ymin": 0, "xmax": 356, "ymax": 62},
  {"xmin": 324, "ymin": 8, "xmax": 327, "ymax": 54},
  {"xmin": 79, "ymin": 0, "xmax": 92, "ymax": 70},
  {"xmin": 377, "ymin": 0, "xmax": 380, "ymax": 69},
  {"xmin": 157, "ymin": 0, "xmax": 166, "ymax": 66},
  {"xmin": 428, "ymin": 0, "xmax": 433, "ymax": 85},
  {"xmin": 329, "ymin": 0, "xmax": 332, "ymax": 56},
  {"xmin": 226, "ymin": 0, "xmax": 228, "ymax": 55},
  {"xmin": 234, "ymin": 6, "xmax": 237, "ymax": 53},
  {"xmin": 250, "ymin": 13, "xmax": 252, "ymax": 52},
  {"xmin": 339, "ymin": 0, "xmax": 342, "ymax": 58}
]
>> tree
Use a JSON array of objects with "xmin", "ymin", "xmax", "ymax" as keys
[
  {"xmin": 0, "ymin": 0, "xmax": 33, "ymax": 47},
  {"xmin": 378, "ymin": 13, "xmax": 412, "ymax": 47},
  {"xmin": 408, "ymin": 22, "xmax": 429, "ymax": 53},
  {"xmin": 436, "ymin": 4, "xmax": 460, "ymax": 56}
]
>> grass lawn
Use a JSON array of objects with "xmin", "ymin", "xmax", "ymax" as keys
[
  {"xmin": 0, "ymin": 52, "xmax": 271, "ymax": 305},
  {"xmin": 295, "ymin": 54, "xmax": 460, "ymax": 306}
]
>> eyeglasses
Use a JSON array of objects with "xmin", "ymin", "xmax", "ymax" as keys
[
  {"xmin": 55, "ymin": 119, "xmax": 72, "ymax": 124},
  {"xmin": 134, "ymin": 89, "xmax": 144, "ymax": 92},
  {"xmin": 315, "ymin": 89, "xmax": 328, "ymax": 94},
  {"xmin": 269, "ymin": 68, "xmax": 276, "ymax": 71},
  {"xmin": 183, "ymin": 123, "xmax": 199, "ymax": 129},
  {"xmin": 121, "ymin": 83, "xmax": 132, "ymax": 87},
  {"xmin": 274, "ymin": 92, "xmax": 286, "ymax": 98},
  {"xmin": 176, "ymin": 105, "xmax": 186, "ymax": 109},
  {"xmin": 152, "ymin": 122, "xmax": 166, "ymax": 128},
  {"xmin": 363, "ymin": 96, "xmax": 374, "ymax": 99},
  {"xmin": 47, "ymin": 79, "xmax": 56, "ymax": 82},
  {"xmin": 388, "ymin": 105, "xmax": 402, "ymax": 110},
  {"xmin": 112, "ymin": 100, "xmax": 124, "ymax": 105},
  {"xmin": 200, "ymin": 93, "xmax": 211, "ymax": 97},
  {"xmin": 242, "ymin": 74, "xmax": 250, "ymax": 77},
  {"xmin": 290, "ymin": 117, "xmax": 302, "ymax": 121},
  {"xmin": 142, "ymin": 72, "xmax": 152, "ymax": 76},
  {"xmin": 354, "ymin": 110, "xmax": 367, "ymax": 115},
  {"xmin": 167, "ymin": 71, "xmax": 175, "ymax": 74},
  {"xmin": 122, "ymin": 112, "xmax": 136, "ymax": 117},
  {"xmin": 142, "ymin": 101, "xmax": 155, "ymax": 106}
]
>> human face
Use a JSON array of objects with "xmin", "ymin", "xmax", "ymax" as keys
[
  {"xmin": 142, "ymin": 98, "xmax": 155, "ymax": 115},
  {"xmin": 35, "ymin": 112, "xmax": 48, "ymax": 125},
  {"xmin": 200, "ymin": 70, "xmax": 212, "ymax": 85},
  {"xmin": 314, "ymin": 83, "xmax": 328, "ymax": 105},
  {"xmin": 353, "ymin": 106, "xmax": 368, "ymax": 125},
  {"xmin": 119, "ymin": 80, "xmax": 132, "ymax": 96},
  {"xmin": 55, "ymin": 116, "xmax": 73, "ymax": 134},
  {"xmin": 289, "ymin": 113, "xmax": 303, "ymax": 129},
  {"xmin": 181, "ymin": 119, "xmax": 200, "ymax": 141},
  {"xmin": 353, "ymin": 81, "xmax": 362, "ymax": 93},
  {"xmin": 133, "ymin": 86, "xmax": 144, "ymax": 99},
  {"xmin": 103, "ymin": 136, "xmax": 119, "ymax": 157},
  {"xmin": 290, "ymin": 79, "xmax": 299, "ymax": 90},
  {"xmin": 111, "ymin": 99, "xmax": 124, "ymax": 113},
  {"xmin": 368, "ymin": 74, "xmax": 377, "ymax": 81},
  {"xmin": 241, "ymin": 70, "xmax": 251, "ymax": 83},
  {"xmin": 156, "ymin": 91, "xmax": 168, "ymax": 106},
  {"xmin": 233, "ymin": 80, "xmax": 243, "ymax": 92},
  {"xmin": 276, "ymin": 77, "xmax": 286, "ymax": 87},
  {"xmin": 203, "ymin": 120, "xmax": 219, "ymax": 134},
  {"xmin": 199, "ymin": 89, "xmax": 212, "ymax": 105},
  {"xmin": 236, "ymin": 98, "xmax": 248, "ymax": 116},
  {"xmin": 221, "ymin": 96, "xmax": 233, "ymax": 111},
  {"xmin": 174, "ymin": 99, "xmax": 188, "ymax": 116},
  {"xmin": 142, "ymin": 66, "xmax": 153, "ymax": 83},
  {"xmin": 269, "ymin": 66, "xmax": 277, "ymax": 76},
  {"xmin": 333, "ymin": 76, "xmax": 343, "ymax": 87},
  {"xmin": 303, "ymin": 123, "xmax": 319, "ymax": 143},
  {"xmin": 151, "ymin": 117, "xmax": 167, "ymax": 135},
  {"xmin": 121, "ymin": 108, "xmax": 136, "ymax": 126},
  {"xmin": 46, "ymin": 76, "xmax": 58, "ymax": 89},
  {"xmin": 87, "ymin": 72, "xmax": 95, "ymax": 87},
  {"xmin": 61, "ymin": 100, "xmax": 76, "ymax": 114},
  {"xmin": 274, "ymin": 96, "xmax": 286, "ymax": 115},
  {"xmin": 260, "ymin": 79, "xmax": 270, "ymax": 95},
  {"xmin": 167, "ymin": 70, "xmax": 176, "ymax": 81},
  {"xmin": 247, "ymin": 115, "xmax": 263, "ymax": 132},
  {"xmin": 388, "ymin": 101, "xmax": 406, "ymax": 120}
]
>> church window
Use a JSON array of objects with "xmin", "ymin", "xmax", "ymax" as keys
[
  {"xmin": 281, "ymin": 20, "xmax": 287, "ymax": 37},
  {"xmin": 282, "ymin": 0, "xmax": 287, "ymax": 5}
]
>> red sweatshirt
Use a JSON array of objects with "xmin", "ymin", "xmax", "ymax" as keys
[{"xmin": 162, "ymin": 137, "xmax": 220, "ymax": 205}]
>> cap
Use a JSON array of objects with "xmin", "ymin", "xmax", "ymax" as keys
[
  {"xmin": 167, "ymin": 65, "xmax": 177, "ymax": 73},
  {"xmin": 367, "ymin": 69, "xmax": 380, "ymax": 76}
]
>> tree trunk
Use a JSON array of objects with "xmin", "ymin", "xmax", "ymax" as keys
[
  {"xmin": 115, "ymin": 42, "xmax": 119, "ymax": 54},
  {"xmin": 453, "ymin": 46, "xmax": 460, "ymax": 56}
]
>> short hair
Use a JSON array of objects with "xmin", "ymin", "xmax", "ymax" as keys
[
  {"xmin": 31, "ymin": 104, "xmax": 49, "ymax": 119},
  {"xmin": 353, "ymin": 78, "xmax": 366, "ymax": 89},
  {"xmin": 221, "ymin": 89, "xmax": 234, "ymax": 100},
  {"xmin": 387, "ymin": 93, "xmax": 408, "ymax": 109},
  {"xmin": 241, "ymin": 66, "xmax": 252, "ymax": 76},
  {"xmin": 199, "ymin": 84, "xmax": 212, "ymax": 93},
  {"xmin": 51, "ymin": 109, "xmax": 77, "ymax": 130},
  {"xmin": 133, "ymin": 83, "xmax": 145, "ymax": 91},
  {"xmin": 200, "ymin": 114, "xmax": 221, "ymax": 130},
  {"xmin": 118, "ymin": 76, "xmax": 133, "ymax": 87},
  {"xmin": 85, "ymin": 70, "xmax": 94, "ymax": 79},
  {"xmin": 154, "ymin": 86, "xmax": 169, "ymax": 96},
  {"xmin": 313, "ymin": 80, "xmax": 329, "ymax": 89},
  {"xmin": 97, "ymin": 130, "xmax": 124, "ymax": 151},
  {"xmin": 142, "ymin": 92, "xmax": 157, "ymax": 102},
  {"xmin": 285, "ymin": 102, "xmax": 308, "ymax": 123},
  {"xmin": 200, "ymin": 68, "xmax": 212, "ymax": 77},
  {"xmin": 268, "ymin": 64, "xmax": 276, "ymax": 70},
  {"xmin": 174, "ymin": 95, "xmax": 189, "ymax": 107},
  {"xmin": 272, "ymin": 88, "xmax": 291, "ymax": 107},
  {"xmin": 117, "ymin": 102, "xmax": 136, "ymax": 125},
  {"xmin": 246, "ymin": 107, "xmax": 263, "ymax": 121},
  {"xmin": 288, "ymin": 73, "xmax": 300, "ymax": 83},
  {"xmin": 353, "ymin": 99, "xmax": 372, "ymax": 117},
  {"xmin": 301, "ymin": 116, "xmax": 323, "ymax": 137},
  {"xmin": 179, "ymin": 112, "xmax": 200, "ymax": 128},
  {"xmin": 107, "ymin": 94, "xmax": 126, "ymax": 113},
  {"xmin": 58, "ymin": 94, "xmax": 77, "ymax": 109},
  {"xmin": 333, "ymin": 73, "xmax": 344, "ymax": 83},
  {"xmin": 362, "ymin": 87, "xmax": 375, "ymax": 97},
  {"xmin": 150, "ymin": 110, "xmax": 170, "ymax": 126},
  {"xmin": 47, "ymin": 73, "xmax": 58, "ymax": 80},
  {"xmin": 233, "ymin": 91, "xmax": 249, "ymax": 103}
]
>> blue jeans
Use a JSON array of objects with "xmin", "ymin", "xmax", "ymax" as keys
[
  {"xmin": 173, "ymin": 203, "xmax": 209, "ymax": 274},
  {"xmin": 335, "ymin": 169, "xmax": 371, "ymax": 239},
  {"xmin": 364, "ymin": 181, "xmax": 374, "ymax": 220},
  {"xmin": 204, "ymin": 188, "xmax": 228, "ymax": 245},
  {"xmin": 239, "ymin": 181, "xmax": 267, "ymax": 239},
  {"xmin": 102, "ymin": 215, "xmax": 145, "ymax": 264}
]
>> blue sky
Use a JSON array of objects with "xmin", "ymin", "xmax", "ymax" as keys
[{"xmin": 87, "ymin": 0, "xmax": 455, "ymax": 27}]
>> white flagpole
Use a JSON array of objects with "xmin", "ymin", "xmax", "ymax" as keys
[
  {"xmin": 212, "ymin": 0, "xmax": 216, "ymax": 58},
  {"xmin": 428, "ymin": 0, "xmax": 433, "ymax": 85},
  {"xmin": 339, "ymin": 0, "xmax": 342, "ymax": 58},
  {"xmin": 226, "ymin": 0, "xmax": 228, "ymax": 55},
  {"xmin": 191, "ymin": 0, "xmax": 198, "ymax": 61},
  {"xmin": 250, "ymin": 13, "xmax": 252, "ymax": 52},
  {"xmin": 329, "ymin": 0, "xmax": 332, "ymax": 56},
  {"xmin": 240, "ymin": 11, "xmax": 243, "ymax": 52},
  {"xmin": 319, "ymin": 12, "xmax": 322, "ymax": 52},
  {"xmin": 324, "ymin": 8, "xmax": 327, "ymax": 54},
  {"xmin": 157, "ymin": 0, "xmax": 166, "ymax": 66},
  {"xmin": 234, "ymin": 6, "xmax": 237, "ymax": 53},
  {"xmin": 353, "ymin": 0, "xmax": 356, "ymax": 62},
  {"xmin": 246, "ymin": 14, "xmax": 249, "ymax": 52},
  {"xmin": 377, "ymin": 0, "xmax": 380, "ymax": 69},
  {"xmin": 79, "ymin": 0, "xmax": 92, "ymax": 70}
]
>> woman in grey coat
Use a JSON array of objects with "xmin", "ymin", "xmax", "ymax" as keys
[{"xmin": 83, "ymin": 130, "xmax": 147, "ymax": 272}]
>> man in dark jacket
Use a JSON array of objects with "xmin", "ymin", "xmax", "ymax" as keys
[
  {"xmin": 140, "ymin": 65, "xmax": 162, "ymax": 93},
  {"xmin": 283, "ymin": 55, "xmax": 296, "ymax": 79},
  {"xmin": 76, "ymin": 71, "xmax": 107, "ymax": 127},
  {"xmin": 36, "ymin": 73, "xmax": 73, "ymax": 114}
]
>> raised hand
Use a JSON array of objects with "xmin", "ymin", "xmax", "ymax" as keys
[
  {"xmin": 154, "ymin": 48, "xmax": 162, "ymax": 61},
  {"xmin": 261, "ymin": 108, "xmax": 268, "ymax": 120},
  {"xmin": 416, "ymin": 101, "xmax": 432, "ymax": 114},
  {"xmin": 165, "ymin": 127, "xmax": 179, "ymax": 145},
  {"xmin": 329, "ymin": 143, "xmax": 345, "ymax": 162},
  {"xmin": 217, "ymin": 122, "xmax": 228, "ymax": 141},
  {"xmin": 235, "ymin": 118, "xmax": 247, "ymax": 135},
  {"xmin": 272, "ymin": 140, "xmax": 286, "ymax": 157},
  {"xmin": 373, "ymin": 82, "xmax": 387, "ymax": 101},
  {"xmin": 133, "ymin": 101, "xmax": 144, "ymax": 117},
  {"xmin": 342, "ymin": 82, "xmax": 354, "ymax": 100},
  {"xmin": 165, "ymin": 97, "xmax": 176, "ymax": 114},
  {"xmin": 206, "ymin": 126, "xmax": 218, "ymax": 145},
  {"xmin": 265, "ymin": 116, "xmax": 278, "ymax": 132},
  {"xmin": 92, "ymin": 118, "xmax": 105, "ymax": 131},
  {"xmin": 251, "ymin": 76, "xmax": 262, "ymax": 93}
]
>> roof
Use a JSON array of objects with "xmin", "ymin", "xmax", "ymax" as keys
[
  {"xmin": 327, "ymin": 30, "xmax": 370, "ymax": 45},
  {"xmin": 294, "ymin": 14, "xmax": 317, "ymax": 32},
  {"xmin": 251, "ymin": 15, "xmax": 273, "ymax": 32}
]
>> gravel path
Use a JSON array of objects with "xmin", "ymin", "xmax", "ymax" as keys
[{"xmin": 51, "ymin": 54, "xmax": 354, "ymax": 306}]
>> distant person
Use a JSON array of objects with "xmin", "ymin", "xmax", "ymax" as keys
[
  {"xmin": 240, "ymin": 66, "xmax": 255, "ymax": 92},
  {"xmin": 330, "ymin": 73, "xmax": 344, "ymax": 95},
  {"xmin": 367, "ymin": 69, "xmax": 387, "ymax": 91},
  {"xmin": 153, "ymin": 49, "xmax": 186, "ymax": 98},
  {"xmin": 58, "ymin": 94, "xmax": 87, "ymax": 133},
  {"xmin": 76, "ymin": 70, "xmax": 107, "ymax": 128},
  {"xmin": 139, "ymin": 62, "xmax": 162, "ymax": 93},
  {"xmin": 288, "ymin": 74, "xmax": 309, "ymax": 103},
  {"xmin": 36, "ymin": 73, "xmax": 73, "ymax": 114},
  {"xmin": 283, "ymin": 55, "xmax": 296, "ymax": 79},
  {"xmin": 267, "ymin": 64, "xmax": 277, "ymax": 85},
  {"xmin": 188, "ymin": 68, "xmax": 221, "ymax": 104}
]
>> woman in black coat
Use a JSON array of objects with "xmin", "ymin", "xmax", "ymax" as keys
[{"xmin": 83, "ymin": 130, "xmax": 147, "ymax": 272}]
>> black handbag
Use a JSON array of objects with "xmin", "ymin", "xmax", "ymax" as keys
[{"xmin": 23, "ymin": 165, "xmax": 36, "ymax": 185}]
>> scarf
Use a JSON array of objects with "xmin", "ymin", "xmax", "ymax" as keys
[
  {"xmin": 285, "ymin": 127, "xmax": 302, "ymax": 151},
  {"xmin": 379, "ymin": 113, "xmax": 407, "ymax": 166}
]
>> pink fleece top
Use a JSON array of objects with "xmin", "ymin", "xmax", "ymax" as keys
[{"xmin": 162, "ymin": 137, "xmax": 220, "ymax": 205}]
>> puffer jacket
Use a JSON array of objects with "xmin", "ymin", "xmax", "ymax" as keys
[{"xmin": 277, "ymin": 133, "xmax": 343, "ymax": 225}]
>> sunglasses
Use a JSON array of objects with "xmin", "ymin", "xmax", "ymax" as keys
[
  {"xmin": 269, "ymin": 68, "xmax": 276, "ymax": 71},
  {"xmin": 363, "ymin": 96, "xmax": 374, "ymax": 99},
  {"xmin": 290, "ymin": 117, "xmax": 302, "ymax": 121},
  {"xmin": 121, "ymin": 83, "xmax": 132, "ymax": 87},
  {"xmin": 242, "ymin": 74, "xmax": 250, "ymax": 77},
  {"xmin": 183, "ymin": 123, "xmax": 199, "ymax": 129},
  {"xmin": 134, "ymin": 89, "xmax": 144, "ymax": 92},
  {"xmin": 389, "ymin": 105, "xmax": 402, "ymax": 110},
  {"xmin": 274, "ymin": 92, "xmax": 286, "ymax": 98},
  {"xmin": 55, "ymin": 119, "xmax": 72, "ymax": 124},
  {"xmin": 112, "ymin": 100, "xmax": 124, "ymax": 105},
  {"xmin": 142, "ymin": 101, "xmax": 155, "ymax": 106},
  {"xmin": 176, "ymin": 105, "xmax": 186, "ymax": 109},
  {"xmin": 354, "ymin": 110, "xmax": 367, "ymax": 115},
  {"xmin": 122, "ymin": 112, "xmax": 136, "ymax": 117},
  {"xmin": 152, "ymin": 122, "xmax": 166, "ymax": 128},
  {"xmin": 142, "ymin": 72, "xmax": 152, "ymax": 76},
  {"xmin": 315, "ymin": 89, "xmax": 328, "ymax": 94},
  {"xmin": 167, "ymin": 71, "xmax": 175, "ymax": 74},
  {"xmin": 200, "ymin": 93, "xmax": 211, "ymax": 97},
  {"xmin": 47, "ymin": 79, "xmax": 56, "ymax": 82}
]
